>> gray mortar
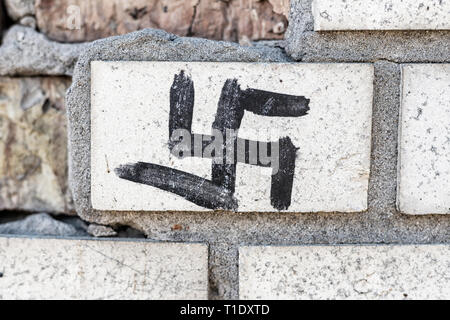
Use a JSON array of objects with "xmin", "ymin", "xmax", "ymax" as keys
[
  {"xmin": 0, "ymin": 26, "xmax": 88, "ymax": 76},
  {"xmin": 67, "ymin": 27, "xmax": 450, "ymax": 299},
  {"xmin": 286, "ymin": 0, "xmax": 450, "ymax": 63}
]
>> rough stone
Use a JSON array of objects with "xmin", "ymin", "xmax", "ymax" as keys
[
  {"xmin": 398, "ymin": 64, "xmax": 450, "ymax": 215},
  {"xmin": 0, "ymin": 237, "xmax": 208, "ymax": 299},
  {"xmin": 57, "ymin": 216, "xmax": 88, "ymax": 234},
  {"xmin": 67, "ymin": 31, "xmax": 450, "ymax": 300},
  {"xmin": 87, "ymin": 224, "xmax": 117, "ymax": 238},
  {"xmin": 312, "ymin": 0, "xmax": 450, "ymax": 31},
  {"xmin": 35, "ymin": 0, "xmax": 287, "ymax": 43},
  {"xmin": 285, "ymin": 0, "xmax": 450, "ymax": 62},
  {"xmin": 19, "ymin": 16, "xmax": 36, "ymax": 29},
  {"xmin": 4, "ymin": 0, "xmax": 35, "ymax": 21},
  {"xmin": 186, "ymin": 0, "xmax": 226, "ymax": 40},
  {"xmin": 0, "ymin": 26, "xmax": 88, "ymax": 76},
  {"xmin": 91, "ymin": 61, "xmax": 373, "ymax": 213},
  {"xmin": 0, "ymin": 213, "xmax": 86, "ymax": 236},
  {"xmin": 269, "ymin": 0, "xmax": 291, "ymax": 18},
  {"xmin": 239, "ymin": 245, "xmax": 450, "ymax": 299},
  {"xmin": 0, "ymin": 76, "xmax": 74, "ymax": 214}
]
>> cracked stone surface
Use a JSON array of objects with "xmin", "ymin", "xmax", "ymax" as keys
[
  {"xmin": 0, "ymin": 26, "xmax": 88, "ymax": 76},
  {"xmin": 34, "ymin": 0, "xmax": 288, "ymax": 43},
  {"xmin": 269, "ymin": 0, "xmax": 291, "ymax": 18},
  {"xmin": 0, "ymin": 76, "xmax": 74, "ymax": 214},
  {"xmin": 239, "ymin": 245, "xmax": 450, "ymax": 300},
  {"xmin": 0, "ymin": 237, "xmax": 208, "ymax": 299}
]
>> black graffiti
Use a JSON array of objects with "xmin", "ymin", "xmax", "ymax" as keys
[{"xmin": 115, "ymin": 71, "xmax": 310, "ymax": 211}]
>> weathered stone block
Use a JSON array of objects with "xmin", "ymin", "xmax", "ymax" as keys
[
  {"xmin": 398, "ymin": 64, "xmax": 450, "ymax": 215},
  {"xmin": 90, "ymin": 61, "xmax": 372, "ymax": 213},
  {"xmin": 312, "ymin": 0, "xmax": 450, "ymax": 31},
  {"xmin": 34, "ymin": 0, "xmax": 287, "ymax": 43},
  {"xmin": 239, "ymin": 245, "xmax": 450, "ymax": 300},
  {"xmin": 0, "ymin": 237, "xmax": 208, "ymax": 299},
  {"xmin": 0, "ymin": 77, "xmax": 73, "ymax": 214}
]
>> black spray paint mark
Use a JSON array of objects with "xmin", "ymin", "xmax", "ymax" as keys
[
  {"xmin": 115, "ymin": 70, "xmax": 310, "ymax": 211},
  {"xmin": 115, "ymin": 162, "xmax": 238, "ymax": 210}
]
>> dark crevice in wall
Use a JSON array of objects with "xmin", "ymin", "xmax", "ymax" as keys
[
  {"xmin": 187, "ymin": 0, "xmax": 201, "ymax": 37},
  {"xmin": 0, "ymin": 210, "xmax": 32, "ymax": 225}
]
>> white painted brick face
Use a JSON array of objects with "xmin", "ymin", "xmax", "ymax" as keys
[
  {"xmin": 0, "ymin": 237, "xmax": 208, "ymax": 300},
  {"xmin": 91, "ymin": 62, "xmax": 373, "ymax": 213},
  {"xmin": 313, "ymin": 0, "xmax": 450, "ymax": 31},
  {"xmin": 398, "ymin": 64, "xmax": 450, "ymax": 215},
  {"xmin": 239, "ymin": 245, "xmax": 450, "ymax": 300}
]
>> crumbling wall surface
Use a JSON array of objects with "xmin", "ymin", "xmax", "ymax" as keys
[
  {"xmin": 285, "ymin": 0, "xmax": 450, "ymax": 62},
  {"xmin": 5, "ymin": 0, "xmax": 288, "ymax": 44},
  {"xmin": 0, "ymin": 0, "xmax": 449, "ymax": 300}
]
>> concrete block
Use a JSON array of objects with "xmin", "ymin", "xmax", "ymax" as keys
[
  {"xmin": 0, "ymin": 77, "xmax": 73, "ymax": 214},
  {"xmin": 91, "ymin": 62, "xmax": 373, "ymax": 213},
  {"xmin": 239, "ymin": 245, "xmax": 450, "ymax": 300},
  {"xmin": 0, "ymin": 237, "xmax": 208, "ymax": 300},
  {"xmin": 398, "ymin": 64, "xmax": 450, "ymax": 215},
  {"xmin": 313, "ymin": 0, "xmax": 450, "ymax": 31}
]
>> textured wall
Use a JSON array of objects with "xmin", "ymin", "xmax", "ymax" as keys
[{"xmin": 0, "ymin": 0, "xmax": 449, "ymax": 300}]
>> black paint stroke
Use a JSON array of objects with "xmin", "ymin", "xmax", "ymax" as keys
[
  {"xmin": 115, "ymin": 70, "xmax": 310, "ymax": 211},
  {"xmin": 115, "ymin": 162, "xmax": 238, "ymax": 210},
  {"xmin": 271, "ymin": 137, "xmax": 298, "ymax": 210}
]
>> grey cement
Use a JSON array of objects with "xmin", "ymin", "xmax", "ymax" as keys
[
  {"xmin": 0, "ymin": 213, "xmax": 87, "ymax": 237},
  {"xmin": 0, "ymin": 26, "xmax": 88, "ymax": 76},
  {"xmin": 285, "ymin": 0, "xmax": 450, "ymax": 63},
  {"xmin": 67, "ymin": 27, "xmax": 450, "ymax": 299}
]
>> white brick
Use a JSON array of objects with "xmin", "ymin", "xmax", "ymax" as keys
[
  {"xmin": 0, "ymin": 237, "xmax": 208, "ymax": 300},
  {"xmin": 239, "ymin": 245, "xmax": 450, "ymax": 300},
  {"xmin": 91, "ymin": 62, "xmax": 373, "ymax": 213},
  {"xmin": 398, "ymin": 64, "xmax": 450, "ymax": 215},
  {"xmin": 313, "ymin": 0, "xmax": 450, "ymax": 31}
]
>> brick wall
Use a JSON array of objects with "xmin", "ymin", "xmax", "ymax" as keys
[{"xmin": 0, "ymin": 0, "xmax": 449, "ymax": 300}]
